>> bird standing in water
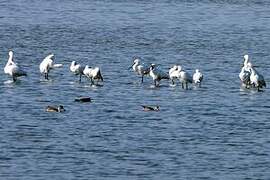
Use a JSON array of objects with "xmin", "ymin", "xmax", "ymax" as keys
[{"xmin": 4, "ymin": 50, "xmax": 27, "ymax": 82}]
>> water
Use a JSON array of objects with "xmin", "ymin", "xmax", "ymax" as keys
[{"xmin": 1, "ymin": 0, "xmax": 270, "ymax": 179}]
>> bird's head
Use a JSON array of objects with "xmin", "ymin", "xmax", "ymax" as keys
[
  {"xmin": 177, "ymin": 65, "xmax": 182, "ymax": 71},
  {"xmin": 150, "ymin": 64, "xmax": 156, "ymax": 70},
  {"xmin": 58, "ymin": 105, "xmax": 65, "ymax": 112},
  {"xmin": 133, "ymin": 58, "xmax": 140, "ymax": 64},
  {"xmin": 244, "ymin": 54, "xmax": 249, "ymax": 61},
  {"xmin": 46, "ymin": 54, "xmax": 54, "ymax": 60},
  {"xmin": 8, "ymin": 50, "xmax": 13, "ymax": 57}
]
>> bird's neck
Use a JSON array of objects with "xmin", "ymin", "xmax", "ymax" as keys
[
  {"xmin": 250, "ymin": 68, "xmax": 255, "ymax": 74},
  {"xmin": 8, "ymin": 54, "xmax": 13, "ymax": 62},
  {"xmin": 133, "ymin": 62, "xmax": 139, "ymax": 68}
]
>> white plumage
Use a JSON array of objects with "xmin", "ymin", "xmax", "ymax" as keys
[
  {"xmin": 239, "ymin": 66, "xmax": 251, "ymax": 87},
  {"xmin": 149, "ymin": 64, "xmax": 169, "ymax": 86},
  {"xmin": 249, "ymin": 63, "xmax": 266, "ymax": 91},
  {"xmin": 83, "ymin": 65, "xmax": 103, "ymax": 85},
  {"xmin": 243, "ymin": 54, "xmax": 250, "ymax": 67},
  {"xmin": 179, "ymin": 67, "xmax": 192, "ymax": 89},
  {"xmin": 169, "ymin": 65, "xmax": 181, "ymax": 85},
  {"xmin": 70, "ymin": 61, "xmax": 85, "ymax": 82},
  {"xmin": 193, "ymin": 69, "xmax": 203, "ymax": 87},
  {"xmin": 239, "ymin": 54, "xmax": 252, "ymax": 88},
  {"xmin": 4, "ymin": 51, "xmax": 27, "ymax": 82},
  {"xmin": 39, "ymin": 54, "xmax": 63, "ymax": 80},
  {"xmin": 130, "ymin": 58, "xmax": 149, "ymax": 83}
]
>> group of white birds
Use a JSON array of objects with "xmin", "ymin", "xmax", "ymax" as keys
[
  {"xmin": 239, "ymin": 54, "xmax": 266, "ymax": 91},
  {"xmin": 70, "ymin": 61, "xmax": 103, "ymax": 84},
  {"xmin": 3, "ymin": 51, "xmax": 267, "ymax": 92},
  {"xmin": 4, "ymin": 50, "xmax": 103, "ymax": 85},
  {"xmin": 130, "ymin": 58, "xmax": 203, "ymax": 89}
]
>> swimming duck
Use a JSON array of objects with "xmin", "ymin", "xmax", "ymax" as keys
[
  {"xmin": 46, "ymin": 105, "xmax": 65, "ymax": 112},
  {"xmin": 74, "ymin": 97, "xmax": 91, "ymax": 102},
  {"xmin": 141, "ymin": 105, "xmax": 160, "ymax": 112}
]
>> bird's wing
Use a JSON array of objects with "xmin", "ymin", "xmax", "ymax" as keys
[
  {"xmin": 186, "ymin": 72, "xmax": 193, "ymax": 83},
  {"xmin": 156, "ymin": 68, "xmax": 169, "ymax": 79},
  {"xmin": 12, "ymin": 65, "xmax": 27, "ymax": 76}
]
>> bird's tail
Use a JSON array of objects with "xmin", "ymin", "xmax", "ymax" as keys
[
  {"xmin": 97, "ymin": 70, "xmax": 103, "ymax": 82},
  {"xmin": 17, "ymin": 69, "xmax": 27, "ymax": 76},
  {"xmin": 22, "ymin": 71, "xmax": 27, "ymax": 76},
  {"xmin": 163, "ymin": 74, "xmax": 170, "ymax": 80},
  {"xmin": 261, "ymin": 80, "xmax": 266, "ymax": 88}
]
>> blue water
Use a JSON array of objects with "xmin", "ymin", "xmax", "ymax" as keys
[{"xmin": 1, "ymin": 0, "xmax": 270, "ymax": 179}]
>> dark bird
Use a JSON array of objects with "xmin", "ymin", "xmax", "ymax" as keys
[
  {"xmin": 46, "ymin": 105, "xmax": 65, "ymax": 112},
  {"xmin": 141, "ymin": 105, "xmax": 160, "ymax": 112},
  {"xmin": 74, "ymin": 97, "xmax": 91, "ymax": 102}
]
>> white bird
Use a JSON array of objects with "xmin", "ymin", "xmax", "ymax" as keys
[
  {"xmin": 169, "ymin": 65, "xmax": 181, "ymax": 85},
  {"xmin": 149, "ymin": 64, "xmax": 169, "ymax": 86},
  {"xmin": 179, "ymin": 67, "xmax": 193, "ymax": 90},
  {"xmin": 4, "ymin": 50, "xmax": 27, "ymax": 82},
  {"xmin": 83, "ymin": 65, "xmax": 103, "ymax": 85},
  {"xmin": 39, "ymin": 54, "xmax": 63, "ymax": 80},
  {"xmin": 193, "ymin": 69, "xmax": 203, "ymax": 87},
  {"xmin": 239, "ymin": 55, "xmax": 254, "ymax": 88},
  {"xmin": 249, "ymin": 63, "xmax": 266, "ymax": 91},
  {"xmin": 70, "ymin": 61, "xmax": 85, "ymax": 82},
  {"xmin": 130, "ymin": 58, "xmax": 149, "ymax": 83}
]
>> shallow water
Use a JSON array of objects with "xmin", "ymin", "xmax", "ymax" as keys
[{"xmin": 1, "ymin": 0, "xmax": 270, "ymax": 179}]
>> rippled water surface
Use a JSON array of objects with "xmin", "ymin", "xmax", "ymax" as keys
[{"xmin": 1, "ymin": 0, "xmax": 270, "ymax": 179}]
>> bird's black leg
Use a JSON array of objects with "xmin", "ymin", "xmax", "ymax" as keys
[
  {"xmin": 79, "ymin": 74, "xmax": 82, "ymax": 82},
  {"xmin": 90, "ymin": 78, "xmax": 94, "ymax": 85},
  {"xmin": 45, "ymin": 73, "xmax": 49, "ymax": 80},
  {"xmin": 141, "ymin": 76, "xmax": 144, "ymax": 83},
  {"xmin": 182, "ymin": 83, "xmax": 184, "ymax": 89},
  {"xmin": 172, "ymin": 79, "xmax": 174, "ymax": 85},
  {"xmin": 186, "ymin": 82, "xmax": 188, "ymax": 90},
  {"xmin": 13, "ymin": 76, "xmax": 17, "ymax": 82}
]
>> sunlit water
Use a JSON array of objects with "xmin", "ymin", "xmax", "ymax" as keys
[{"xmin": 1, "ymin": 0, "xmax": 270, "ymax": 179}]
